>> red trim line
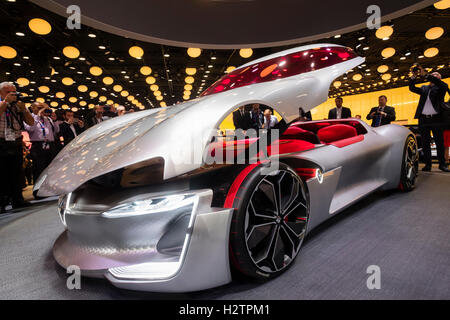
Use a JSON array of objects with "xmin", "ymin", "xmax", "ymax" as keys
[{"xmin": 224, "ymin": 162, "xmax": 261, "ymax": 209}]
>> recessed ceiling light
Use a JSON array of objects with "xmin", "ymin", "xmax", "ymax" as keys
[
  {"xmin": 88, "ymin": 33, "xmax": 96, "ymax": 38},
  {"xmin": 16, "ymin": 32, "xmax": 25, "ymax": 37},
  {"xmin": 164, "ymin": 54, "xmax": 170, "ymax": 58},
  {"xmin": 99, "ymin": 46, "xmax": 106, "ymax": 50}
]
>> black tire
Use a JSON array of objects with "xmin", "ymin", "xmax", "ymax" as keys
[
  {"xmin": 399, "ymin": 135, "xmax": 419, "ymax": 192},
  {"xmin": 229, "ymin": 163, "xmax": 309, "ymax": 280}
]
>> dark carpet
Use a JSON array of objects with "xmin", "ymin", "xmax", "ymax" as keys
[{"xmin": 1, "ymin": 172, "xmax": 449, "ymax": 300}]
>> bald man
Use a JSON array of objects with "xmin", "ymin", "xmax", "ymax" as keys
[{"xmin": 410, "ymin": 69, "xmax": 450, "ymax": 172}]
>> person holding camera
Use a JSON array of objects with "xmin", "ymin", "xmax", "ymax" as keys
[
  {"xmin": 0, "ymin": 82, "xmax": 35, "ymax": 212},
  {"xmin": 24, "ymin": 103, "xmax": 60, "ymax": 199},
  {"xmin": 409, "ymin": 66, "xmax": 449, "ymax": 172},
  {"xmin": 59, "ymin": 110, "xmax": 85, "ymax": 146},
  {"xmin": 366, "ymin": 95, "xmax": 396, "ymax": 127}
]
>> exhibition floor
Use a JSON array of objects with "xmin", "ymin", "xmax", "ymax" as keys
[{"xmin": 1, "ymin": 171, "xmax": 449, "ymax": 300}]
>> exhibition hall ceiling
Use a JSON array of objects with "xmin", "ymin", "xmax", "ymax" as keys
[
  {"xmin": 33, "ymin": 0, "xmax": 434, "ymax": 48},
  {"xmin": 0, "ymin": 0, "xmax": 449, "ymax": 110}
]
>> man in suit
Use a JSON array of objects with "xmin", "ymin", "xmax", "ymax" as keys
[
  {"xmin": 87, "ymin": 105, "xmax": 108, "ymax": 128},
  {"xmin": 328, "ymin": 97, "xmax": 352, "ymax": 119},
  {"xmin": 366, "ymin": 95, "xmax": 396, "ymax": 127},
  {"xmin": 59, "ymin": 110, "xmax": 85, "ymax": 146},
  {"xmin": 233, "ymin": 106, "xmax": 252, "ymax": 131},
  {"xmin": 409, "ymin": 68, "xmax": 449, "ymax": 172}
]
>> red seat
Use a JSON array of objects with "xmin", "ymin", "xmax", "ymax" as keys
[
  {"xmin": 281, "ymin": 126, "xmax": 321, "ymax": 144},
  {"xmin": 317, "ymin": 124, "xmax": 357, "ymax": 144}
]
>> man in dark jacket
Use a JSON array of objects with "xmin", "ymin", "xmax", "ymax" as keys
[
  {"xmin": 328, "ymin": 97, "xmax": 352, "ymax": 119},
  {"xmin": 233, "ymin": 106, "xmax": 252, "ymax": 131},
  {"xmin": 59, "ymin": 110, "xmax": 85, "ymax": 146},
  {"xmin": 366, "ymin": 95, "xmax": 396, "ymax": 127},
  {"xmin": 409, "ymin": 69, "xmax": 449, "ymax": 172}
]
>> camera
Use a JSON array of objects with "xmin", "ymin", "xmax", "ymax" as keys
[{"xmin": 14, "ymin": 93, "xmax": 33, "ymax": 104}]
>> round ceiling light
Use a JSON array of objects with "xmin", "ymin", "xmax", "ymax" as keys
[
  {"xmin": 183, "ymin": 90, "xmax": 191, "ymax": 96},
  {"xmin": 120, "ymin": 90, "xmax": 129, "ymax": 97},
  {"xmin": 113, "ymin": 85, "xmax": 123, "ymax": 92},
  {"xmin": 99, "ymin": 96, "xmax": 107, "ymax": 102},
  {"xmin": 424, "ymin": 47, "xmax": 439, "ymax": 58},
  {"xmin": 103, "ymin": 77, "xmax": 114, "ymax": 85},
  {"xmin": 184, "ymin": 84, "xmax": 193, "ymax": 91},
  {"xmin": 382, "ymin": 73, "xmax": 392, "ymax": 81},
  {"xmin": 107, "ymin": 100, "xmax": 114, "ymax": 105},
  {"xmin": 63, "ymin": 46, "xmax": 80, "ymax": 59},
  {"xmin": 71, "ymin": 107, "xmax": 78, "ymax": 112},
  {"xmin": 50, "ymin": 102, "xmax": 58, "ymax": 107},
  {"xmin": 62, "ymin": 77, "xmax": 74, "ymax": 86},
  {"xmin": 127, "ymin": 96, "xmax": 134, "ymax": 101},
  {"xmin": 88, "ymin": 104, "xmax": 95, "ymax": 109},
  {"xmin": 0, "ymin": 46, "xmax": 17, "ymax": 59},
  {"xmin": 69, "ymin": 97, "xmax": 78, "ymax": 103},
  {"xmin": 239, "ymin": 48, "xmax": 253, "ymax": 58},
  {"xmin": 187, "ymin": 48, "xmax": 201, "ymax": 58},
  {"xmin": 375, "ymin": 26, "xmax": 394, "ymax": 39},
  {"xmin": 140, "ymin": 66, "xmax": 152, "ymax": 75},
  {"xmin": 154, "ymin": 91, "xmax": 162, "ymax": 97},
  {"xmin": 381, "ymin": 47, "xmax": 396, "ymax": 58},
  {"xmin": 89, "ymin": 91, "xmax": 99, "ymax": 98},
  {"xmin": 38, "ymin": 86, "xmax": 50, "ymax": 93},
  {"xmin": 352, "ymin": 74, "xmax": 363, "ymax": 81},
  {"xmin": 28, "ymin": 18, "xmax": 52, "ymax": 35},
  {"xmin": 150, "ymin": 84, "xmax": 159, "ymax": 92},
  {"xmin": 17, "ymin": 78, "xmax": 30, "ymax": 87},
  {"xmin": 79, "ymin": 101, "xmax": 87, "ymax": 107},
  {"xmin": 434, "ymin": 0, "xmax": 450, "ymax": 10},
  {"xmin": 146, "ymin": 76, "xmax": 156, "ymax": 84},
  {"xmin": 78, "ymin": 85, "xmax": 88, "ymax": 92},
  {"xmin": 89, "ymin": 66, "xmax": 103, "ymax": 76},
  {"xmin": 160, "ymin": 102, "xmax": 167, "ymax": 107},
  {"xmin": 185, "ymin": 76, "xmax": 194, "ymax": 84},
  {"xmin": 425, "ymin": 27, "xmax": 444, "ymax": 40},
  {"xmin": 36, "ymin": 98, "xmax": 45, "ymax": 103},
  {"xmin": 226, "ymin": 66, "xmax": 236, "ymax": 73},
  {"xmin": 156, "ymin": 96, "xmax": 163, "ymax": 101},
  {"xmin": 129, "ymin": 46, "xmax": 144, "ymax": 58},
  {"xmin": 55, "ymin": 92, "xmax": 65, "ymax": 99},
  {"xmin": 333, "ymin": 81, "xmax": 342, "ymax": 88},
  {"xmin": 62, "ymin": 105, "xmax": 69, "ymax": 110},
  {"xmin": 377, "ymin": 65, "xmax": 389, "ymax": 73},
  {"xmin": 186, "ymin": 68, "xmax": 197, "ymax": 75},
  {"xmin": 183, "ymin": 95, "xmax": 190, "ymax": 100}
]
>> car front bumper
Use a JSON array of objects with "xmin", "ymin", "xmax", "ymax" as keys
[{"xmin": 53, "ymin": 189, "xmax": 234, "ymax": 293}]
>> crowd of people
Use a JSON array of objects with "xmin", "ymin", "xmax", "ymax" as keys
[{"xmin": 0, "ymin": 81, "xmax": 136, "ymax": 213}]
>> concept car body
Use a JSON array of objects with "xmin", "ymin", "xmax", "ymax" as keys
[{"xmin": 36, "ymin": 44, "xmax": 419, "ymax": 292}]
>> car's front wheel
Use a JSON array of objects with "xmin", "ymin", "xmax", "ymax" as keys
[
  {"xmin": 228, "ymin": 163, "xmax": 309, "ymax": 280},
  {"xmin": 399, "ymin": 135, "xmax": 419, "ymax": 192}
]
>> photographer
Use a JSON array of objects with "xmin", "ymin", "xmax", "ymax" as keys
[
  {"xmin": 24, "ymin": 103, "xmax": 60, "ymax": 199},
  {"xmin": 366, "ymin": 95, "xmax": 396, "ymax": 127},
  {"xmin": 59, "ymin": 110, "xmax": 85, "ymax": 145},
  {"xmin": 409, "ymin": 66, "xmax": 449, "ymax": 172},
  {"xmin": 0, "ymin": 82, "xmax": 34, "ymax": 212}
]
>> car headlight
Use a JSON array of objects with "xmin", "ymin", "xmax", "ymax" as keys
[{"xmin": 102, "ymin": 194, "xmax": 197, "ymax": 218}]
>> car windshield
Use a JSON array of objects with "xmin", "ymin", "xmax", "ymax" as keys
[{"xmin": 201, "ymin": 46, "xmax": 357, "ymax": 97}]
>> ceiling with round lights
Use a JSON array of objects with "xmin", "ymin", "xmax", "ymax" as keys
[{"xmin": 0, "ymin": 1, "xmax": 449, "ymax": 113}]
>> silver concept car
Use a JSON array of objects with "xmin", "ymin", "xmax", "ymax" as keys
[{"xmin": 35, "ymin": 44, "xmax": 419, "ymax": 292}]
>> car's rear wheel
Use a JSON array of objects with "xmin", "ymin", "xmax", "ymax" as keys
[
  {"xmin": 228, "ymin": 163, "xmax": 309, "ymax": 280},
  {"xmin": 399, "ymin": 135, "xmax": 419, "ymax": 192}
]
